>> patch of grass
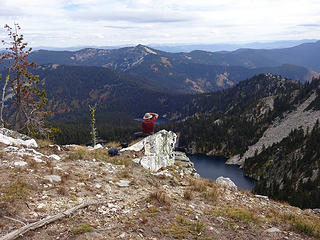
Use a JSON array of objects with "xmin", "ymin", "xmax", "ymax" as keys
[
  {"xmin": 148, "ymin": 190, "xmax": 171, "ymax": 205},
  {"xmin": 183, "ymin": 189, "xmax": 193, "ymax": 200},
  {"xmin": 117, "ymin": 168, "xmax": 131, "ymax": 179},
  {"xmin": 91, "ymin": 149, "xmax": 110, "ymax": 162},
  {"xmin": 0, "ymin": 180, "xmax": 29, "ymax": 202},
  {"xmin": 203, "ymin": 189, "xmax": 218, "ymax": 202},
  {"xmin": 190, "ymin": 178, "xmax": 208, "ymax": 192},
  {"xmin": 66, "ymin": 147, "xmax": 131, "ymax": 167},
  {"xmin": 66, "ymin": 148, "xmax": 90, "ymax": 161},
  {"xmin": 106, "ymin": 141, "xmax": 120, "ymax": 148},
  {"xmin": 69, "ymin": 195, "xmax": 78, "ymax": 201},
  {"xmin": 160, "ymin": 215, "xmax": 206, "ymax": 239},
  {"xmin": 282, "ymin": 213, "xmax": 320, "ymax": 237},
  {"xmin": 139, "ymin": 206, "xmax": 159, "ymax": 217},
  {"xmin": 193, "ymin": 220, "xmax": 205, "ymax": 235},
  {"xmin": 223, "ymin": 220, "xmax": 239, "ymax": 231},
  {"xmin": 111, "ymin": 156, "xmax": 131, "ymax": 167},
  {"xmin": 37, "ymin": 139, "xmax": 54, "ymax": 148},
  {"xmin": 178, "ymin": 206, "xmax": 194, "ymax": 214},
  {"xmin": 74, "ymin": 173, "xmax": 91, "ymax": 183},
  {"xmin": 213, "ymin": 207, "xmax": 260, "ymax": 224},
  {"xmin": 160, "ymin": 216, "xmax": 189, "ymax": 239},
  {"xmin": 71, "ymin": 224, "xmax": 94, "ymax": 234}
]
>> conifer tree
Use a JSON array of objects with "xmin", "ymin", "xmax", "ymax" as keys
[{"xmin": 0, "ymin": 23, "xmax": 48, "ymax": 135}]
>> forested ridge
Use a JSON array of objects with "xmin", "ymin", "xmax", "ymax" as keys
[{"xmin": 244, "ymin": 122, "xmax": 320, "ymax": 208}]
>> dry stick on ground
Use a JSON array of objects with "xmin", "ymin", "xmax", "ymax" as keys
[{"xmin": 0, "ymin": 201, "xmax": 100, "ymax": 240}]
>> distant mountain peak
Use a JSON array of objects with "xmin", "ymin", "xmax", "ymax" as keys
[{"xmin": 135, "ymin": 44, "xmax": 158, "ymax": 55}]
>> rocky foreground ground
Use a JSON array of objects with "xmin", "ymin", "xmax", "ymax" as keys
[{"xmin": 0, "ymin": 129, "xmax": 319, "ymax": 240}]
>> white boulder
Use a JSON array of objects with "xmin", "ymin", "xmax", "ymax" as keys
[
  {"xmin": 121, "ymin": 130, "xmax": 177, "ymax": 171},
  {"xmin": 216, "ymin": 176, "xmax": 237, "ymax": 190}
]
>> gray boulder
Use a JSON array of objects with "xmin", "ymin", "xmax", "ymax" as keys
[{"xmin": 216, "ymin": 176, "xmax": 237, "ymax": 190}]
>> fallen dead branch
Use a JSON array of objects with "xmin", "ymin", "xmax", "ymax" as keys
[{"xmin": 0, "ymin": 201, "xmax": 99, "ymax": 240}]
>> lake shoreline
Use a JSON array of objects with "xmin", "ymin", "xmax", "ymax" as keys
[{"xmin": 188, "ymin": 153, "xmax": 256, "ymax": 191}]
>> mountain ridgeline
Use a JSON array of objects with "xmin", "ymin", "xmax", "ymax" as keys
[{"xmin": 29, "ymin": 43, "xmax": 319, "ymax": 93}]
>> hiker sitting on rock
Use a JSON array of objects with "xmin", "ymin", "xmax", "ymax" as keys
[
  {"xmin": 135, "ymin": 112, "xmax": 159, "ymax": 138},
  {"xmin": 142, "ymin": 112, "xmax": 159, "ymax": 135}
]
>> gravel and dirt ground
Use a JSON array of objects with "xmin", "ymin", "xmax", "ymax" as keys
[{"xmin": 0, "ymin": 142, "xmax": 319, "ymax": 240}]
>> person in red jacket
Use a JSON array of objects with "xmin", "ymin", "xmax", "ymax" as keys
[{"xmin": 142, "ymin": 112, "xmax": 159, "ymax": 134}]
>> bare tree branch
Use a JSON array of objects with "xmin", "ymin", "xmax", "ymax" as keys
[{"xmin": 0, "ymin": 201, "xmax": 99, "ymax": 240}]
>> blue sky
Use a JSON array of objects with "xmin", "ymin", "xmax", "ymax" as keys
[{"xmin": 1, "ymin": 0, "xmax": 320, "ymax": 48}]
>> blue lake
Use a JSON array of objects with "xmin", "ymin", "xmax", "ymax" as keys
[{"xmin": 188, "ymin": 154, "xmax": 256, "ymax": 191}]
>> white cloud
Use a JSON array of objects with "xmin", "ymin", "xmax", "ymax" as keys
[{"xmin": 0, "ymin": 0, "xmax": 319, "ymax": 48}]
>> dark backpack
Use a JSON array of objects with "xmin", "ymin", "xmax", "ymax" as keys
[{"xmin": 108, "ymin": 147, "xmax": 119, "ymax": 156}]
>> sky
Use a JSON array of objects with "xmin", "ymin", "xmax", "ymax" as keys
[{"xmin": 0, "ymin": 0, "xmax": 320, "ymax": 48}]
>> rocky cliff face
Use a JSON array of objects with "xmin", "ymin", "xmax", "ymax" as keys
[
  {"xmin": 0, "ymin": 128, "xmax": 319, "ymax": 239},
  {"xmin": 227, "ymin": 92, "xmax": 320, "ymax": 166}
]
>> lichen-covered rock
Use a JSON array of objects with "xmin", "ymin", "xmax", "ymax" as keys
[
  {"xmin": 216, "ymin": 176, "xmax": 237, "ymax": 190},
  {"xmin": 121, "ymin": 130, "xmax": 177, "ymax": 171}
]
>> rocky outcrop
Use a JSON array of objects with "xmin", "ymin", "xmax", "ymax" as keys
[
  {"xmin": 174, "ymin": 151, "xmax": 197, "ymax": 176},
  {"xmin": 0, "ymin": 128, "xmax": 38, "ymax": 148},
  {"xmin": 227, "ymin": 92, "xmax": 320, "ymax": 166},
  {"xmin": 174, "ymin": 151, "xmax": 194, "ymax": 169},
  {"xmin": 121, "ymin": 130, "xmax": 177, "ymax": 171}
]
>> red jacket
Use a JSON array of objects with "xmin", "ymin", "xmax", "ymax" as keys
[{"xmin": 142, "ymin": 117, "xmax": 157, "ymax": 133}]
